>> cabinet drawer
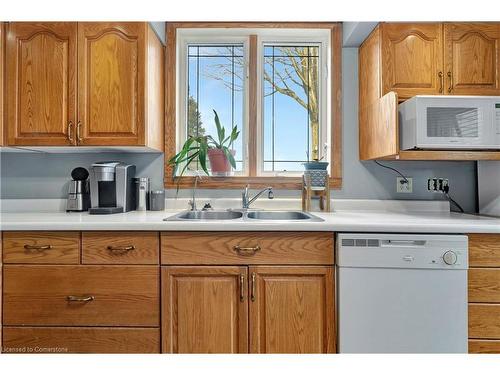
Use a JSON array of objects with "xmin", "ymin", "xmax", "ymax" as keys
[
  {"xmin": 3, "ymin": 265, "xmax": 159, "ymax": 327},
  {"xmin": 469, "ymin": 268, "xmax": 500, "ymax": 303},
  {"xmin": 2, "ymin": 327, "xmax": 160, "ymax": 354},
  {"xmin": 3, "ymin": 232, "xmax": 80, "ymax": 264},
  {"xmin": 469, "ymin": 304, "xmax": 500, "ymax": 339},
  {"xmin": 161, "ymin": 232, "xmax": 334, "ymax": 265},
  {"xmin": 82, "ymin": 232, "xmax": 159, "ymax": 264},
  {"xmin": 469, "ymin": 339, "xmax": 500, "ymax": 354},
  {"xmin": 469, "ymin": 234, "xmax": 500, "ymax": 267}
]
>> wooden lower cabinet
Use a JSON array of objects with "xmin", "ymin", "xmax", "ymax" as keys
[
  {"xmin": 161, "ymin": 265, "xmax": 335, "ymax": 354},
  {"xmin": 250, "ymin": 266, "xmax": 335, "ymax": 353},
  {"xmin": 2, "ymin": 327, "xmax": 160, "ymax": 354},
  {"xmin": 162, "ymin": 266, "xmax": 248, "ymax": 353},
  {"xmin": 468, "ymin": 234, "xmax": 500, "ymax": 353},
  {"xmin": 3, "ymin": 265, "xmax": 159, "ymax": 326}
]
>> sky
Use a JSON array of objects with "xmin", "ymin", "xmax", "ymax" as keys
[{"xmin": 187, "ymin": 45, "xmax": 318, "ymax": 172}]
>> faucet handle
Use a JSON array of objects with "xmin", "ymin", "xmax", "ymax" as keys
[{"xmin": 268, "ymin": 188, "xmax": 274, "ymax": 199}]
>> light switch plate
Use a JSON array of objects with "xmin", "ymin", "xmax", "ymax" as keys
[{"xmin": 397, "ymin": 177, "xmax": 413, "ymax": 193}]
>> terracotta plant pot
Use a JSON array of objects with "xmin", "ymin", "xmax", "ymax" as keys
[{"xmin": 207, "ymin": 148, "xmax": 236, "ymax": 176}]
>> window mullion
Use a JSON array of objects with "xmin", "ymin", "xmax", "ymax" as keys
[{"xmin": 248, "ymin": 35, "xmax": 258, "ymax": 177}]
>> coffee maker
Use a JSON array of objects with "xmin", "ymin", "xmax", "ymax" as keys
[
  {"xmin": 66, "ymin": 167, "xmax": 91, "ymax": 212},
  {"xmin": 89, "ymin": 161, "xmax": 136, "ymax": 214}
]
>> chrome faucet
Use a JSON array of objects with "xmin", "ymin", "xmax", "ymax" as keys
[
  {"xmin": 188, "ymin": 172, "xmax": 203, "ymax": 211},
  {"xmin": 242, "ymin": 184, "xmax": 274, "ymax": 209}
]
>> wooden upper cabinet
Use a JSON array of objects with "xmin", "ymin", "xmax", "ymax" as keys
[
  {"xmin": 162, "ymin": 266, "xmax": 249, "ymax": 354},
  {"xmin": 3, "ymin": 22, "xmax": 164, "ymax": 149},
  {"xmin": 249, "ymin": 266, "xmax": 335, "ymax": 353},
  {"xmin": 381, "ymin": 23, "xmax": 444, "ymax": 99},
  {"xmin": 444, "ymin": 23, "xmax": 500, "ymax": 95},
  {"xmin": 77, "ymin": 22, "xmax": 145, "ymax": 146},
  {"xmin": 6, "ymin": 22, "xmax": 77, "ymax": 146}
]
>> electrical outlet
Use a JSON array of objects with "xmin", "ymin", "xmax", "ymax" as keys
[
  {"xmin": 397, "ymin": 177, "xmax": 413, "ymax": 193},
  {"xmin": 427, "ymin": 178, "xmax": 449, "ymax": 192}
]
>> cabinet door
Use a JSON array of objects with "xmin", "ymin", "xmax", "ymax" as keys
[
  {"xmin": 249, "ymin": 266, "xmax": 335, "ymax": 353},
  {"xmin": 381, "ymin": 23, "xmax": 444, "ymax": 99},
  {"xmin": 78, "ymin": 22, "xmax": 145, "ymax": 146},
  {"xmin": 6, "ymin": 22, "xmax": 77, "ymax": 145},
  {"xmin": 444, "ymin": 23, "xmax": 500, "ymax": 95},
  {"xmin": 162, "ymin": 266, "xmax": 248, "ymax": 353}
]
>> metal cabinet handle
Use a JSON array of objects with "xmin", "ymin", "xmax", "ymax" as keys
[
  {"xmin": 447, "ymin": 71, "xmax": 453, "ymax": 93},
  {"xmin": 24, "ymin": 244, "xmax": 52, "ymax": 252},
  {"xmin": 107, "ymin": 245, "xmax": 135, "ymax": 254},
  {"xmin": 233, "ymin": 245, "xmax": 261, "ymax": 256},
  {"xmin": 251, "ymin": 272, "xmax": 256, "ymax": 302},
  {"xmin": 438, "ymin": 71, "xmax": 444, "ymax": 93},
  {"xmin": 67, "ymin": 295, "xmax": 94, "ymax": 303},
  {"xmin": 67, "ymin": 121, "xmax": 74, "ymax": 144},
  {"xmin": 239, "ymin": 274, "xmax": 245, "ymax": 302},
  {"xmin": 76, "ymin": 121, "xmax": 82, "ymax": 144}
]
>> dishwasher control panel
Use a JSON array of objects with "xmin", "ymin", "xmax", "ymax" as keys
[{"xmin": 337, "ymin": 233, "xmax": 468, "ymax": 270}]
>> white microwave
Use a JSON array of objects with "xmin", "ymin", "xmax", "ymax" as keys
[{"xmin": 399, "ymin": 96, "xmax": 500, "ymax": 150}]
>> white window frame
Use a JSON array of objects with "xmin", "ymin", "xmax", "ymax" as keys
[{"xmin": 176, "ymin": 28, "xmax": 331, "ymax": 177}]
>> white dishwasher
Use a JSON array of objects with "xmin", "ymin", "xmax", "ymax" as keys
[{"xmin": 337, "ymin": 233, "xmax": 468, "ymax": 353}]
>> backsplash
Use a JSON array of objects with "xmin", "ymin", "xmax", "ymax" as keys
[{"xmin": 0, "ymin": 48, "xmax": 478, "ymax": 213}]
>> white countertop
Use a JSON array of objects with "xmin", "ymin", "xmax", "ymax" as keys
[{"xmin": 1, "ymin": 209, "xmax": 499, "ymax": 233}]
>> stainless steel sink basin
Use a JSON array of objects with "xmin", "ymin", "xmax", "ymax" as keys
[
  {"xmin": 246, "ymin": 210, "xmax": 322, "ymax": 221},
  {"xmin": 166, "ymin": 210, "xmax": 243, "ymax": 221},
  {"xmin": 165, "ymin": 209, "xmax": 323, "ymax": 222}
]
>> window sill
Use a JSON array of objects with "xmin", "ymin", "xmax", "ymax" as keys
[{"xmin": 164, "ymin": 175, "xmax": 342, "ymax": 189}]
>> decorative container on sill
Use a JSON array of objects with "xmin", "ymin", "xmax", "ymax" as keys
[
  {"xmin": 208, "ymin": 149, "xmax": 236, "ymax": 177},
  {"xmin": 302, "ymin": 161, "xmax": 330, "ymax": 212}
]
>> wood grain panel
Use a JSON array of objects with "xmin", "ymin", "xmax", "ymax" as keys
[
  {"xmin": 145, "ymin": 25, "xmax": 164, "ymax": 151},
  {"xmin": 3, "ymin": 265, "xmax": 159, "ymax": 326},
  {"xmin": 162, "ymin": 266, "xmax": 248, "ymax": 353},
  {"xmin": 469, "ymin": 234, "xmax": 500, "ymax": 267},
  {"xmin": 445, "ymin": 23, "xmax": 500, "ymax": 95},
  {"xmin": 82, "ymin": 231, "xmax": 159, "ymax": 265},
  {"xmin": 249, "ymin": 266, "xmax": 335, "ymax": 353},
  {"xmin": 469, "ymin": 304, "xmax": 500, "ymax": 339},
  {"xmin": 359, "ymin": 27, "xmax": 400, "ymax": 160},
  {"xmin": 381, "ymin": 23, "xmax": 443, "ymax": 99},
  {"xmin": 6, "ymin": 22, "xmax": 77, "ymax": 145},
  {"xmin": 2, "ymin": 327, "xmax": 160, "ymax": 354},
  {"xmin": 3, "ymin": 231, "xmax": 80, "ymax": 264},
  {"xmin": 469, "ymin": 268, "xmax": 500, "ymax": 303},
  {"xmin": 469, "ymin": 339, "xmax": 500, "ymax": 354},
  {"xmin": 78, "ymin": 22, "xmax": 145, "ymax": 145},
  {"xmin": 161, "ymin": 232, "xmax": 334, "ymax": 265},
  {"xmin": 394, "ymin": 150, "xmax": 500, "ymax": 161}
]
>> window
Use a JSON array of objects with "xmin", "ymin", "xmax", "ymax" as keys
[{"xmin": 166, "ymin": 23, "xmax": 341, "ymax": 188}]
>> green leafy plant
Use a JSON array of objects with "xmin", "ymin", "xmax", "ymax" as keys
[{"xmin": 168, "ymin": 110, "xmax": 240, "ymax": 178}]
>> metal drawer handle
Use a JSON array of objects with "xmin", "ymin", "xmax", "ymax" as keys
[
  {"xmin": 107, "ymin": 245, "xmax": 136, "ymax": 254},
  {"xmin": 233, "ymin": 245, "xmax": 261, "ymax": 255},
  {"xmin": 251, "ymin": 272, "xmax": 256, "ymax": 302},
  {"xmin": 67, "ymin": 121, "xmax": 74, "ymax": 144},
  {"xmin": 24, "ymin": 244, "xmax": 52, "ymax": 252},
  {"xmin": 438, "ymin": 71, "xmax": 444, "ymax": 93},
  {"xmin": 239, "ymin": 274, "xmax": 245, "ymax": 302},
  {"xmin": 447, "ymin": 71, "xmax": 453, "ymax": 93},
  {"xmin": 76, "ymin": 121, "xmax": 83, "ymax": 144},
  {"xmin": 67, "ymin": 295, "xmax": 94, "ymax": 303}
]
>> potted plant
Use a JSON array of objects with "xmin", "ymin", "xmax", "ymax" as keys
[{"xmin": 168, "ymin": 110, "xmax": 240, "ymax": 178}]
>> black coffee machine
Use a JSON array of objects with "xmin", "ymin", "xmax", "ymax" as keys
[{"xmin": 89, "ymin": 161, "xmax": 136, "ymax": 214}]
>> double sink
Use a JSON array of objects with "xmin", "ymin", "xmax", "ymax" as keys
[{"xmin": 165, "ymin": 210, "xmax": 324, "ymax": 222}]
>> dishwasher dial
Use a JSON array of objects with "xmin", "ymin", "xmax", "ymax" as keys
[{"xmin": 443, "ymin": 250, "xmax": 458, "ymax": 265}]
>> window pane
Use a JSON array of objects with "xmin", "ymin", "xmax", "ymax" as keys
[
  {"xmin": 187, "ymin": 44, "xmax": 245, "ymax": 172},
  {"xmin": 263, "ymin": 45, "xmax": 320, "ymax": 172}
]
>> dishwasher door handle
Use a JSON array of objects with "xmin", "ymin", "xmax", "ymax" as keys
[{"xmin": 381, "ymin": 240, "xmax": 427, "ymax": 247}]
